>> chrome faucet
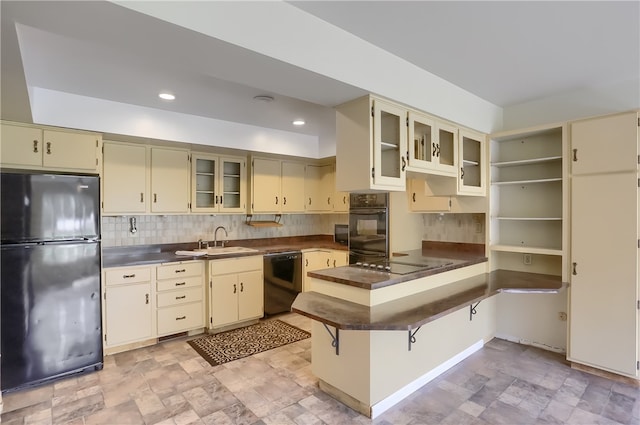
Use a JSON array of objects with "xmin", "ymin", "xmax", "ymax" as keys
[{"xmin": 213, "ymin": 226, "xmax": 228, "ymax": 247}]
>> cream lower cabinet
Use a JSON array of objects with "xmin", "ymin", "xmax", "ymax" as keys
[
  {"xmin": 209, "ymin": 256, "xmax": 264, "ymax": 329},
  {"xmin": 568, "ymin": 111, "xmax": 639, "ymax": 379},
  {"xmin": 103, "ymin": 265, "xmax": 153, "ymax": 348},
  {"xmin": 156, "ymin": 261, "xmax": 205, "ymax": 336},
  {"xmin": 302, "ymin": 250, "xmax": 348, "ymax": 292},
  {"xmin": 1, "ymin": 122, "xmax": 101, "ymax": 172}
]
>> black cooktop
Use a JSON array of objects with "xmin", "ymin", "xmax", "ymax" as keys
[{"xmin": 351, "ymin": 257, "xmax": 454, "ymax": 275}]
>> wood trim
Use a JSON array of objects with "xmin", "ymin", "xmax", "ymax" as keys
[{"xmin": 571, "ymin": 362, "xmax": 639, "ymax": 387}]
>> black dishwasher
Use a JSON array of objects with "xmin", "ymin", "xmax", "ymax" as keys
[{"xmin": 263, "ymin": 251, "xmax": 303, "ymax": 316}]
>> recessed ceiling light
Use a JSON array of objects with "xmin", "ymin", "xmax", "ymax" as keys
[
  {"xmin": 159, "ymin": 92, "xmax": 175, "ymax": 100},
  {"xmin": 253, "ymin": 95, "xmax": 274, "ymax": 103},
  {"xmin": 292, "ymin": 120, "xmax": 305, "ymax": 126}
]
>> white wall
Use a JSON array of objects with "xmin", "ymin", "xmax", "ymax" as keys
[{"xmin": 501, "ymin": 78, "xmax": 640, "ymax": 131}]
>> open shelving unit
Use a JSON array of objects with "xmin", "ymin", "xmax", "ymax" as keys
[{"xmin": 489, "ymin": 124, "xmax": 568, "ymax": 279}]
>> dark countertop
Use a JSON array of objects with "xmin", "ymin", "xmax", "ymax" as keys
[
  {"xmin": 307, "ymin": 247, "xmax": 488, "ymax": 290},
  {"xmin": 102, "ymin": 235, "xmax": 347, "ymax": 268},
  {"xmin": 292, "ymin": 269, "xmax": 567, "ymax": 331}
]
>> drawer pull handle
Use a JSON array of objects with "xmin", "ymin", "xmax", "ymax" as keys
[
  {"xmin": 176, "ymin": 295, "xmax": 186, "ymax": 300},
  {"xmin": 123, "ymin": 274, "xmax": 136, "ymax": 279},
  {"xmin": 176, "ymin": 316, "xmax": 186, "ymax": 321},
  {"xmin": 175, "ymin": 269, "xmax": 186, "ymax": 273},
  {"xmin": 175, "ymin": 282, "xmax": 186, "ymax": 286}
]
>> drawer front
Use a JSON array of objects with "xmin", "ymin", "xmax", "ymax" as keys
[
  {"xmin": 157, "ymin": 303, "xmax": 203, "ymax": 335},
  {"xmin": 209, "ymin": 255, "xmax": 263, "ymax": 276},
  {"xmin": 157, "ymin": 262, "xmax": 203, "ymax": 280},
  {"xmin": 157, "ymin": 287, "xmax": 202, "ymax": 308},
  {"xmin": 156, "ymin": 276, "xmax": 202, "ymax": 292},
  {"xmin": 105, "ymin": 267, "xmax": 152, "ymax": 285}
]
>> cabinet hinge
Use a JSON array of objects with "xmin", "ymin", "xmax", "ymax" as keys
[
  {"xmin": 96, "ymin": 139, "xmax": 99, "ymax": 148},
  {"xmin": 637, "ymin": 155, "xmax": 640, "ymax": 164},
  {"xmin": 638, "ymin": 239, "xmax": 640, "ymax": 249},
  {"xmin": 101, "ymin": 201, "xmax": 104, "ymax": 209},
  {"xmin": 96, "ymin": 158, "xmax": 98, "ymax": 166},
  {"xmin": 637, "ymin": 300, "xmax": 639, "ymax": 309},
  {"xmin": 638, "ymin": 178, "xmax": 639, "ymax": 188},
  {"xmin": 210, "ymin": 317, "xmax": 213, "ymax": 324},
  {"xmin": 104, "ymin": 334, "xmax": 107, "ymax": 342},
  {"xmin": 637, "ymin": 117, "xmax": 639, "ymax": 127},
  {"xmin": 637, "ymin": 360, "xmax": 639, "ymax": 370}
]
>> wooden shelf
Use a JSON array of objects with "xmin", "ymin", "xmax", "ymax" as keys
[
  {"xmin": 380, "ymin": 141, "xmax": 399, "ymax": 150},
  {"xmin": 490, "ymin": 245, "xmax": 563, "ymax": 256},
  {"xmin": 463, "ymin": 159, "xmax": 479, "ymax": 166},
  {"xmin": 245, "ymin": 214, "xmax": 283, "ymax": 227},
  {"xmin": 492, "ymin": 177, "xmax": 562, "ymax": 186},
  {"xmin": 491, "ymin": 156, "xmax": 562, "ymax": 168}
]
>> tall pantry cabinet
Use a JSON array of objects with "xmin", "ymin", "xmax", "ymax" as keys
[{"xmin": 568, "ymin": 111, "xmax": 639, "ymax": 378}]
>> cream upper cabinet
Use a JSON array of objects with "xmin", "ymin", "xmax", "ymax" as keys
[
  {"xmin": 407, "ymin": 178, "xmax": 451, "ymax": 212},
  {"xmin": 570, "ymin": 111, "xmax": 639, "ymax": 175},
  {"xmin": 1, "ymin": 123, "xmax": 100, "ymax": 172},
  {"xmin": 305, "ymin": 163, "xmax": 333, "ymax": 212},
  {"xmin": 250, "ymin": 157, "xmax": 305, "ymax": 213},
  {"xmin": 150, "ymin": 147, "xmax": 190, "ymax": 213},
  {"xmin": 281, "ymin": 161, "xmax": 305, "ymax": 213},
  {"xmin": 102, "ymin": 142, "xmax": 148, "ymax": 214},
  {"xmin": 407, "ymin": 112, "xmax": 458, "ymax": 177},
  {"xmin": 251, "ymin": 157, "xmax": 281, "ymax": 213},
  {"xmin": 336, "ymin": 95, "xmax": 407, "ymax": 192},
  {"xmin": 458, "ymin": 129, "xmax": 486, "ymax": 195},
  {"xmin": 191, "ymin": 153, "xmax": 246, "ymax": 213},
  {"xmin": 568, "ymin": 111, "xmax": 639, "ymax": 378}
]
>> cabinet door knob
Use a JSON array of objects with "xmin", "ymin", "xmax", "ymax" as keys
[
  {"xmin": 333, "ymin": 260, "xmax": 336, "ymax": 267},
  {"xmin": 46, "ymin": 142, "xmax": 52, "ymax": 155},
  {"xmin": 401, "ymin": 156, "xmax": 406, "ymax": 172},
  {"xmin": 309, "ymin": 197, "xmax": 312, "ymax": 205},
  {"xmin": 140, "ymin": 193, "xmax": 144, "ymax": 203},
  {"xmin": 33, "ymin": 140, "xmax": 39, "ymax": 153},
  {"xmin": 305, "ymin": 258, "xmax": 308, "ymax": 266},
  {"xmin": 219, "ymin": 195, "xmax": 223, "ymax": 205},
  {"xmin": 145, "ymin": 294, "xmax": 149, "ymax": 304},
  {"xmin": 572, "ymin": 149, "xmax": 578, "ymax": 162},
  {"xmin": 572, "ymin": 262, "xmax": 578, "ymax": 275},
  {"xmin": 275, "ymin": 196, "xmax": 278, "ymax": 205},
  {"xmin": 436, "ymin": 143, "xmax": 440, "ymax": 157},
  {"xmin": 233, "ymin": 283, "xmax": 237, "ymax": 294},
  {"xmin": 327, "ymin": 197, "xmax": 330, "ymax": 205},
  {"xmin": 240, "ymin": 282, "xmax": 244, "ymax": 292},
  {"xmin": 432, "ymin": 143, "xmax": 437, "ymax": 157},
  {"xmin": 460, "ymin": 167, "xmax": 465, "ymax": 179},
  {"xmin": 154, "ymin": 193, "xmax": 157, "ymax": 203},
  {"xmin": 326, "ymin": 259, "xmax": 330, "ymax": 267}
]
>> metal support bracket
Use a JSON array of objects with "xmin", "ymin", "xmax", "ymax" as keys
[
  {"xmin": 322, "ymin": 323, "xmax": 340, "ymax": 355},
  {"xmin": 408, "ymin": 326, "xmax": 422, "ymax": 351},
  {"xmin": 470, "ymin": 301, "xmax": 481, "ymax": 321}
]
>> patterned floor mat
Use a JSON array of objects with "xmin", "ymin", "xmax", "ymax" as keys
[{"xmin": 187, "ymin": 319, "xmax": 310, "ymax": 366}]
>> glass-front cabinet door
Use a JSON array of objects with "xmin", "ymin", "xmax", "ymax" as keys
[
  {"xmin": 372, "ymin": 99, "xmax": 407, "ymax": 189},
  {"xmin": 192, "ymin": 154, "xmax": 246, "ymax": 213},
  {"xmin": 458, "ymin": 129, "xmax": 486, "ymax": 195},
  {"xmin": 407, "ymin": 112, "xmax": 458, "ymax": 177}
]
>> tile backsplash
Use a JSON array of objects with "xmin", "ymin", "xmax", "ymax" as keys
[
  {"xmin": 102, "ymin": 214, "xmax": 348, "ymax": 247},
  {"xmin": 422, "ymin": 213, "xmax": 485, "ymax": 244},
  {"xmin": 102, "ymin": 212, "xmax": 484, "ymax": 247}
]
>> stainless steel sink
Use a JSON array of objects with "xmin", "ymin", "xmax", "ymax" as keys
[{"xmin": 195, "ymin": 246, "xmax": 259, "ymax": 256}]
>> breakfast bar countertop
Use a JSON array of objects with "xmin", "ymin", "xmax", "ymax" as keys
[{"xmin": 292, "ymin": 269, "xmax": 567, "ymax": 331}]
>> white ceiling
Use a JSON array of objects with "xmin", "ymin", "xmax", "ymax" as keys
[{"xmin": 1, "ymin": 1, "xmax": 638, "ymax": 153}]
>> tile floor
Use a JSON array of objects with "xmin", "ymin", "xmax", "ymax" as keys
[{"xmin": 2, "ymin": 313, "xmax": 639, "ymax": 425}]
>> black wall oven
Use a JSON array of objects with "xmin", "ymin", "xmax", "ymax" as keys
[{"xmin": 348, "ymin": 193, "xmax": 389, "ymax": 264}]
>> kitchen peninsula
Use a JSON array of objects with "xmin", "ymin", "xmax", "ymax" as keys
[{"xmin": 292, "ymin": 247, "xmax": 565, "ymax": 418}]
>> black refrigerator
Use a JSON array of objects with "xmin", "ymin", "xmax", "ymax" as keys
[{"xmin": 1, "ymin": 171, "xmax": 103, "ymax": 393}]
